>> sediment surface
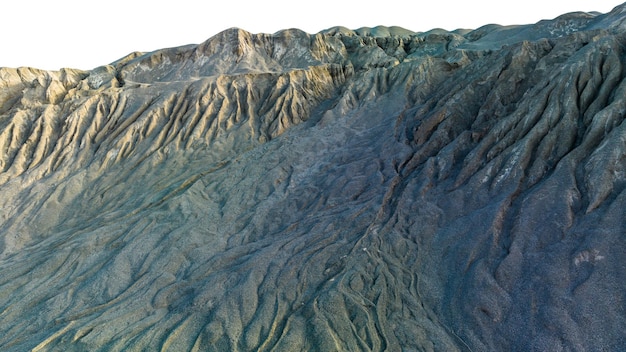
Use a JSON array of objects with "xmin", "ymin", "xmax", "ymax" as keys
[{"xmin": 1, "ymin": 4, "xmax": 625, "ymax": 351}]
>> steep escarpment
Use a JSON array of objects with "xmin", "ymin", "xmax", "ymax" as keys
[{"xmin": 0, "ymin": 4, "xmax": 625, "ymax": 352}]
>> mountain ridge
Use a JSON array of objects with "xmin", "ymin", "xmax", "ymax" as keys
[{"xmin": 0, "ymin": 3, "xmax": 625, "ymax": 351}]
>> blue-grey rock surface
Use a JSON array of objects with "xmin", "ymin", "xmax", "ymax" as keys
[{"xmin": 0, "ymin": 4, "xmax": 625, "ymax": 351}]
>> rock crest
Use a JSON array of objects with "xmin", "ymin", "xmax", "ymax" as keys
[{"xmin": 0, "ymin": 4, "xmax": 625, "ymax": 351}]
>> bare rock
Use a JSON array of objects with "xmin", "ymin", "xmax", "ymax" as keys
[{"xmin": 0, "ymin": 3, "xmax": 625, "ymax": 352}]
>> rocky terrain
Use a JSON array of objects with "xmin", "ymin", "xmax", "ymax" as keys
[{"xmin": 0, "ymin": 4, "xmax": 625, "ymax": 352}]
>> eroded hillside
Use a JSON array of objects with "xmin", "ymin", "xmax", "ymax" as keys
[{"xmin": 0, "ymin": 4, "xmax": 625, "ymax": 352}]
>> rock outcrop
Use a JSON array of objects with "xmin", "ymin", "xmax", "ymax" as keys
[{"xmin": 0, "ymin": 4, "xmax": 625, "ymax": 352}]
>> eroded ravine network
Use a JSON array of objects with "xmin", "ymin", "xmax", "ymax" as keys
[{"xmin": 0, "ymin": 5, "xmax": 625, "ymax": 352}]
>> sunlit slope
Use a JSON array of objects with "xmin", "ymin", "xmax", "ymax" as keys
[{"xmin": 0, "ymin": 5, "xmax": 625, "ymax": 351}]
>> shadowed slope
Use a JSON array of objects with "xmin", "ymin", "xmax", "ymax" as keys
[{"xmin": 0, "ymin": 4, "xmax": 625, "ymax": 351}]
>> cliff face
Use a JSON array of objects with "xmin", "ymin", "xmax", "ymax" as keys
[{"xmin": 0, "ymin": 5, "xmax": 625, "ymax": 352}]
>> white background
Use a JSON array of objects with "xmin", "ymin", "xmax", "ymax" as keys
[{"xmin": 0, "ymin": 0, "xmax": 621, "ymax": 70}]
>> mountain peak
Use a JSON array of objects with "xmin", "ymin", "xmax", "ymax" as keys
[{"xmin": 1, "ymin": 5, "xmax": 625, "ymax": 351}]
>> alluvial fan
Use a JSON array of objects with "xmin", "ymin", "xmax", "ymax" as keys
[{"xmin": 0, "ymin": 4, "xmax": 625, "ymax": 352}]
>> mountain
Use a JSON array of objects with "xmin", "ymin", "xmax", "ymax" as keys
[{"xmin": 1, "ymin": 4, "xmax": 625, "ymax": 351}]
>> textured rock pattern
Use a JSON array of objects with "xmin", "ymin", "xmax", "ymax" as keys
[{"xmin": 0, "ymin": 5, "xmax": 625, "ymax": 352}]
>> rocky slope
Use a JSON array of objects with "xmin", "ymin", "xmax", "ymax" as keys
[{"xmin": 0, "ymin": 4, "xmax": 625, "ymax": 352}]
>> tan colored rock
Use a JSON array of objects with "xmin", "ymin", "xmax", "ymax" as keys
[{"xmin": 0, "ymin": 4, "xmax": 625, "ymax": 352}]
